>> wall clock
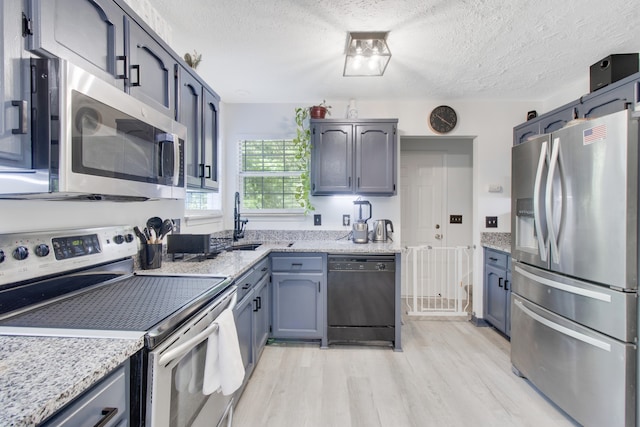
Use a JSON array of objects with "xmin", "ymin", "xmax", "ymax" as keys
[{"xmin": 429, "ymin": 105, "xmax": 457, "ymax": 134}]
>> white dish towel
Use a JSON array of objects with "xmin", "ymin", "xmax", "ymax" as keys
[{"xmin": 203, "ymin": 307, "xmax": 245, "ymax": 396}]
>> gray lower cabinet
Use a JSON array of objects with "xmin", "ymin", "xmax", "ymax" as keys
[
  {"xmin": 270, "ymin": 253, "xmax": 326, "ymax": 343},
  {"xmin": 310, "ymin": 119, "xmax": 397, "ymax": 196},
  {"xmin": 483, "ymin": 248, "xmax": 511, "ymax": 337},
  {"xmin": 41, "ymin": 362, "xmax": 129, "ymax": 426},
  {"xmin": 233, "ymin": 258, "xmax": 270, "ymax": 386},
  {"xmin": 0, "ymin": 0, "xmax": 31, "ymax": 170}
]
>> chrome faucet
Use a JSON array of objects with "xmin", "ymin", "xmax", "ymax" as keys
[{"xmin": 233, "ymin": 191, "xmax": 248, "ymax": 241}]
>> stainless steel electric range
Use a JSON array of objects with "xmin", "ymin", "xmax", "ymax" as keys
[{"xmin": 0, "ymin": 226, "xmax": 236, "ymax": 426}]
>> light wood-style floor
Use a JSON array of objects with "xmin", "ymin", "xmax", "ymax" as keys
[{"xmin": 233, "ymin": 318, "xmax": 578, "ymax": 427}]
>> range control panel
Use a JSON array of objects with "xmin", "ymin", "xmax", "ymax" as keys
[{"xmin": 0, "ymin": 226, "xmax": 137, "ymax": 287}]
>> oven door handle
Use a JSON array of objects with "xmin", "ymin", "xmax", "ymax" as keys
[{"xmin": 158, "ymin": 292, "xmax": 237, "ymax": 366}]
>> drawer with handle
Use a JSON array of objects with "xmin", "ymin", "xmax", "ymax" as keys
[{"xmin": 271, "ymin": 255, "xmax": 323, "ymax": 272}]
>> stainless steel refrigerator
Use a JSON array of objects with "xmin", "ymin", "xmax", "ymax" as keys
[{"xmin": 511, "ymin": 109, "xmax": 637, "ymax": 427}]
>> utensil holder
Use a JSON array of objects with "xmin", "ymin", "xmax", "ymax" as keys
[{"xmin": 140, "ymin": 244, "xmax": 163, "ymax": 269}]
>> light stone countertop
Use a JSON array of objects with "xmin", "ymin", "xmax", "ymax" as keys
[
  {"xmin": 480, "ymin": 232, "xmax": 512, "ymax": 253},
  {"xmin": 148, "ymin": 239, "xmax": 401, "ymax": 277},
  {"xmin": 0, "ymin": 335, "xmax": 144, "ymax": 427},
  {"xmin": 1, "ymin": 238, "xmax": 400, "ymax": 426}
]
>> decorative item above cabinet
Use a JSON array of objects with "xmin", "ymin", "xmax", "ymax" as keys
[{"xmin": 310, "ymin": 118, "xmax": 398, "ymax": 196}]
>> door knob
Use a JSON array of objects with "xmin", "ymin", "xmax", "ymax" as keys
[
  {"xmin": 435, "ymin": 234, "xmax": 443, "ymax": 240},
  {"xmin": 435, "ymin": 224, "xmax": 440, "ymax": 229}
]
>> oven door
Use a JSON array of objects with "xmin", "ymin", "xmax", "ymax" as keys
[{"xmin": 147, "ymin": 287, "xmax": 236, "ymax": 427}]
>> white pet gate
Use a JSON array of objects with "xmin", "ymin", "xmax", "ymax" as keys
[{"xmin": 402, "ymin": 245, "xmax": 473, "ymax": 316}]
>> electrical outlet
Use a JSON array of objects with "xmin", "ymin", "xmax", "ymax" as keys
[
  {"xmin": 342, "ymin": 214, "xmax": 350, "ymax": 226},
  {"xmin": 314, "ymin": 214, "xmax": 322, "ymax": 226},
  {"xmin": 450, "ymin": 215, "xmax": 462, "ymax": 224},
  {"xmin": 171, "ymin": 218, "xmax": 181, "ymax": 233},
  {"xmin": 486, "ymin": 216, "xmax": 498, "ymax": 228}
]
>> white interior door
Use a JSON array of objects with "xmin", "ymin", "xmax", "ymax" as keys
[{"xmin": 400, "ymin": 152, "xmax": 446, "ymax": 247}]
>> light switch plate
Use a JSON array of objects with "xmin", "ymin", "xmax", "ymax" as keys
[
  {"xmin": 450, "ymin": 215, "xmax": 462, "ymax": 224},
  {"xmin": 314, "ymin": 214, "xmax": 322, "ymax": 226},
  {"xmin": 486, "ymin": 216, "xmax": 498, "ymax": 228}
]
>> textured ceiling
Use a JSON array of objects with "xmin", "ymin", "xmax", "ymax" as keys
[{"xmin": 150, "ymin": 0, "xmax": 640, "ymax": 103}]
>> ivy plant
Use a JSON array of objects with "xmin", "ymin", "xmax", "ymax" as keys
[{"xmin": 293, "ymin": 107, "xmax": 315, "ymax": 214}]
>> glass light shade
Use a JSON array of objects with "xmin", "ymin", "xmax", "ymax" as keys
[{"xmin": 343, "ymin": 32, "xmax": 391, "ymax": 77}]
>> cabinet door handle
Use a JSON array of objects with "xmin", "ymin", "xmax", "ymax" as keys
[
  {"xmin": 205, "ymin": 165, "xmax": 212, "ymax": 178},
  {"xmin": 489, "ymin": 257, "xmax": 498, "ymax": 262},
  {"xmin": 253, "ymin": 299, "xmax": 259, "ymax": 312},
  {"xmin": 198, "ymin": 163, "xmax": 205, "ymax": 178},
  {"xmin": 318, "ymin": 281, "xmax": 321, "ymax": 293},
  {"xmin": 242, "ymin": 284, "xmax": 251, "ymax": 290},
  {"xmin": 256, "ymin": 296, "xmax": 262, "ymax": 309},
  {"xmin": 357, "ymin": 177, "xmax": 360, "ymax": 188},
  {"xmin": 498, "ymin": 277, "xmax": 503, "ymax": 288},
  {"xmin": 11, "ymin": 100, "xmax": 27, "ymax": 135},
  {"xmin": 94, "ymin": 407, "xmax": 118, "ymax": 427},
  {"xmin": 261, "ymin": 267, "xmax": 268, "ymax": 272},
  {"xmin": 504, "ymin": 280, "xmax": 509, "ymax": 291},
  {"xmin": 348, "ymin": 176, "xmax": 352, "ymax": 187},
  {"xmin": 312, "ymin": 183, "xmax": 316, "ymax": 191},
  {"xmin": 115, "ymin": 55, "xmax": 127, "ymax": 79},
  {"xmin": 130, "ymin": 64, "xmax": 141, "ymax": 86}
]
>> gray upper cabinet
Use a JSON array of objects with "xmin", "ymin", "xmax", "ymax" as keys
[
  {"xmin": 310, "ymin": 123, "xmax": 353, "ymax": 194},
  {"xmin": 177, "ymin": 66, "xmax": 202, "ymax": 188},
  {"xmin": 201, "ymin": 88, "xmax": 220, "ymax": 190},
  {"xmin": 126, "ymin": 18, "xmax": 175, "ymax": 117},
  {"xmin": 578, "ymin": 76, "xmax": 639, "ymax": 118},
  {"xmin": 28, "ymin": 0, "xmax": 126, "ymax": 90},
  {"xmin": 311, "ymin": 119, "xmax": 397, "ymax": 196},
  {"xmin": 177, "ymin": 65, "xmax": 220, "ymax": 191},
  {"xmin": 0, "ymin": 0, "xmax": 31, "ymax": 170}
]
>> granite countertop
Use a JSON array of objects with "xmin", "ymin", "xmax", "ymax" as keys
[
  {"xmin": 480, "ymin": 232, "xmax": 511, "ymax": 253},
  {"xmin": 0, "ymin": 335, "xmax": 143, "ymax": 427},
  {"xmin": 148, "ymin": 239, "xmax": 401, "ymax": 277},
  {"xmin": 1, "ymin": 238, "xmax": 399, "ymax": 426}
]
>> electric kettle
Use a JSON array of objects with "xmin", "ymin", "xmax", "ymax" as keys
[{"xmin": 372, "ymin": 219, "xmax": 394, "ymax": 242}]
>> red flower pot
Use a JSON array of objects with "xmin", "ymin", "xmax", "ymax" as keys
[{"xmin": 310, "ymin": 106, "xmax": 328, "ymax": 119}]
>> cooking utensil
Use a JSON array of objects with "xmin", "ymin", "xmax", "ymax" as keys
[
  {"xmin": 147, "ymin": 217, "xmax": 163, "ymax": 242},
  {"xmin": 133, "ymin": 226, "xmax": 147, "ymax": 244},
  {"xmin": 158, "ymin": 219, "xmax": 174, "ymax": 242},
  {"xmin": 143, "ymin": 227, "xmax": 152, "ymax": 243}
]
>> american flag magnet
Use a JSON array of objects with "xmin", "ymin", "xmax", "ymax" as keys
[{"xmin": 583, "ymin": 124, "xmax": 607, "ymax": 145}]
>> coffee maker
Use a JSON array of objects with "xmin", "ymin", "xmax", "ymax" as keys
[{"xmin": 352, "ymin": 199, "xmax": 372, "ymax": 243}]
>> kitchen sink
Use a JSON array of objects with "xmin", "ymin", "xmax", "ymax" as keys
[{"xmin": 230, "ymin": 243, "xmax": 263, "ymax": 251}]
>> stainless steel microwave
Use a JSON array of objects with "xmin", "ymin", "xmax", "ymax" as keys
[{"xmin": 0, "ymin": 59, "xmax": 186, "ymax": 200}]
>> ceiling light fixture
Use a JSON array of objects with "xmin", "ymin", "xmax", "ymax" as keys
[{"xmin": 344, "ymin": 31, "xmax": 391, "ymax": 77}]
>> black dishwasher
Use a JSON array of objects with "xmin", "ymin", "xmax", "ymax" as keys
[{"xmin": 327, "ymin": 255, "xmax": 395, "ymax": 343}]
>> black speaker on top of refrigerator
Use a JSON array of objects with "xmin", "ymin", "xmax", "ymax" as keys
[{"xmin": 589, "ymin": 53, "xmax": 639, "ymax": 92}]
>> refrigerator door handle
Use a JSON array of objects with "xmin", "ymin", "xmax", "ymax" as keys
[
  {"xmin": 513, "ymin": 299, "xmax": 611, "ymax": 352},
  {"xmin": 546, "ymin": 137, "xmax": 561, "ymax": 264},
  {"xmin": 533, "ymin": 140, "xmax": 548, "ymax": 261}
]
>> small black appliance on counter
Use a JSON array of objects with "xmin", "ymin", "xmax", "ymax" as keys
[{"xmin": 166, "ymin": 234, "xmax": 231, "ymax": 260}]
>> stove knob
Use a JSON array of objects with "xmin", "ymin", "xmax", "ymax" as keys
[
  {"xmin": 124, "ymin": 233, "xmax": 135, "ymax": 243},
  {"xmin": 113, "ymin": 234, "xmax": 125, "ymax": 244},
  {"xmin": 35, "ymin": 244, "xmax": 50, "ymax": 257},
  {"xmin": 0, "ymin": 250, "xmax": 5, "ymax": 263},
  {"xmin": 376, "ymin": 263, "xmax": 386, "ymax": 271},
  {"xmin": 13, "ymin": 246, "xmax": 29, "ymax": 260}
]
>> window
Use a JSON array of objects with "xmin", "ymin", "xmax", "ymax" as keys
[{"xmin": 239, "ymin": 139, "xmax": 305, "ymax": 212}]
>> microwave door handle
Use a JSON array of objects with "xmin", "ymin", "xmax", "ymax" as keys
[
  {"xmin": 546, "ymin": 137, "xmax": 561, "ymax": 264},
  {"xmin": 172, "ymin": 133, "xmax": 180, "ymax": 186},
  {"xmin": 533, "ymin": 140, "xmax": 548, "ymax": 261},
  {"xmin": 157, "ymin": 133, "xmax": 179, "ymax": 185}
]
